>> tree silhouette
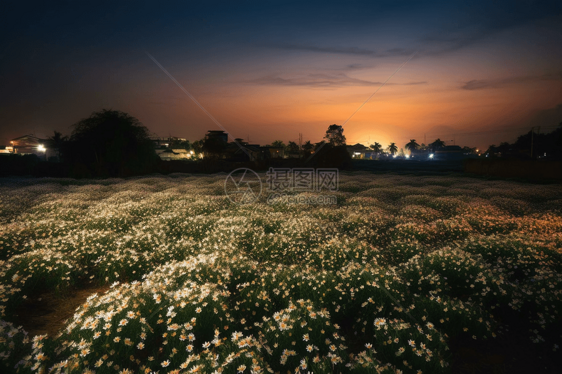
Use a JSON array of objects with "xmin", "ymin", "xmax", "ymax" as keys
[
  {"xmin": 287, "ymin": 141, "xmax": 300, "ymax": 154},
  {"xmin": 405, "ymin": 139, "xmax": 419, "ymax": 152},
  {"xmin": 486, "ymin": 124, "xmax": 562, "ymax": 160},
  {"xmin": 497, "ymin": 142, "xmax": 511, "ymax": 155},
  {"xmin": 192, "ymin": 139, "xmax": 204, "ymax": 155},
  {"xmin": 47, "ymin": 131, "xmax": 67, "ymax": 160},
  {"xmin": 271, "ymin": 140, "xmax": 286, "ymax": 148},
  {"xmin": 388, "ymin": 142, "xmax": 398, "ymax": 155},
  {"xmin": 64, "ymin": 109, "xmax": 157, "ymax": 176},
  {"xmin": 429, "ymin": 138, "xmax": 446, "ymax": 152},
  {"xmin": 370, "ymin": 142, "xmax": 382, "ymax": 154},
  {"xmin": 554, "ymin": 123, "xmax": 562, "ymax": 156},
  {"xmin": 312, "ymin": 141, "xmax": 352, "ymax": 169},
  {"xmin": 302, "ymin": 140, "xmax": 314, "ymax": 156},
  {"xmin": 324, "ymin": 124, "xmax": 346, "ymax": 146}
]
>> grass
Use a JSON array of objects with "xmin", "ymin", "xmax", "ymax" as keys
[{"xmin": 0, "ymin": 172, "xmax": 561, "ymax": 373}]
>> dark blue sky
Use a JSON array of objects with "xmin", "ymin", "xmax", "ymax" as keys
[{"xmin": 1, "ymin": 0, "xmax": 561, "ymax": 149}]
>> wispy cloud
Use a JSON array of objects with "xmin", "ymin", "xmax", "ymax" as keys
[
  {"xmin": 248, "ymin": 72, "xmax": 426, "ymax": 88},
  {"xmin": 266, "ymin": 43, "xmax": 415, "ymax": 58},
  {"xmin": 341, "ymin": 63, "xmax": 378, "ymax": 71},
  {"xmin": 274, "ymin": 43, "xmax": 377, "ymax": 56},
  {"xmin": 418, "ymin": 5, "xmax": 562, "ymax": 58},
  {"xmin": 461, "ymin": 71, "xmax": 562, "ymax": 90}
]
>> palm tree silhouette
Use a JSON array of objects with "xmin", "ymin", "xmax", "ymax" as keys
[
  {"xmin": 47, "ymin": 130, "xmax": 67, "ymax": 160},
  {"xmin": 405, "ymin": 139, "xmax": 419, "ymax": 153},
  {"xmin": 388, "ymin": 142, "xmax": 398, "ymax": 155},
  {"xmin": 370, "ymin": 142, "xmax": 382, "ymax": 154}
]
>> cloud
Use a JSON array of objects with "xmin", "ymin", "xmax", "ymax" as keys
[
  {"xmin": 342, "ymin": 63, "xmax": 377, "ymax": 71},
  {"xmin": 248, "ymin": 72, "xmax": 427, "ymax": 88},
  {"xmin": 461, "ymin": 71, "xmax": 562, "ymax": 90},
  {"xmin": 274, "ymin": 43, "xmax": 377, "ymax": 56},
  {"xmin": 264, "ymin": 4, "xmax": 562, "ymax": 61},
  {"xmin": 266, "ymin": 43, "xmax": 415, "ymax": 58}
]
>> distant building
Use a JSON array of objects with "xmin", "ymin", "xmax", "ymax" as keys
[
  {"xmin": 151, "ymin": 136, "xmax": 188, "ymax": 148},
  {"xmin": 346, "ymin": 143, "xmax": 370, "ymax": 159},
  {"xmin": 9, "ymin": 135, "xmax": 51, "ymax": 159},
  {"xmin": 264, "ymin": 146, "xmax": 285, "ymax": 159},
  {"xmin": 153, "ymin": 130, "xmax": 294, "ymax": 161},
  {"xmin": 151, "ymin": 136, "xmax": 195, "ymax": 160},
  {"xmin": 435, "ymin": 145, "xmax": 464, "ymax": 160},
  {"xmin": 156, "ymin": 148, "xmax": 195, "ymax": 161},
  {"xmin": 0, "ymin": 146, "xmax": 14, "ymax": 154},
  {"xmin": 233, "ymin": 138, "xmax": 247, "ymax": 145},
  {"xmin": 410, "ymin": 148, "xmax": 429, "ymax": 158},
  {"xmin": 205, "ymin": 130, "xmax": 228, "ymax": 143},
  {"xmin": 223, "ymin": 143, "xmax": 259, "ymax": 161},
  {"xmin": 223, "ymin": 143, "xmax": 283, "ymax": 162}
]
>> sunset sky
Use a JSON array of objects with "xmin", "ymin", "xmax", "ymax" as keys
[{"xmin": 1, "ymin": 0, "xmax": 561, "ymax": 150}]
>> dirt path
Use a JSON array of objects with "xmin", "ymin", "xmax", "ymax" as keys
[{"xmin": 12, "ymin": 284, "xmax": 110, "ymax": 338}]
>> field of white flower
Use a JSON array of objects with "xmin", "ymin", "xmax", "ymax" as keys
[{"xmin": 1, "ymin": 173, "xmax": 561, "ymax": 374}]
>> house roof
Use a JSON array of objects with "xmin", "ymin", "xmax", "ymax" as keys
[
  {"xmin": 11, "ymin": 135, "xmax": 47, "ymax": 142},
  {"xmin": 347, "ymin": 143, "xmax": 368, "ymax": 151}
]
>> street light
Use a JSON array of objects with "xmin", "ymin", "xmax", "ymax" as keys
[
  {"xmin": 429, "ymin": 154, "xmax": 434, "ymax": 159},
  {"xmin": 37, "ymin": 144, "xmax": 46, "ymax": 152}
]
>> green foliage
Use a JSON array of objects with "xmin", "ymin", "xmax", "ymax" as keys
[
  {"xmin": 324, "ymin": 124, "xmax": 346, "ymax": 146},
  {"xmin": 63, "ymin": 109, "xmax": 158, "ymax": 177}
]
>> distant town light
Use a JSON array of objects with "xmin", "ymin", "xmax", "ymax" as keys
[
  {"xmin": 429, "ymin": 154, "xmax": 434, "ymax": 159},
  {"xmin": 392, "ymin": 154, "xmax": 397, "ymax": 158},
  {"xmin": 37, "ymin": 144, "xmax": 46, "ymax": 152},
  {"xmin": 405, "ymin": 154, "xmax": 410, "ymax": 159},
  {"xmin": 190, "ymin": 150, "xmax": 194, "ymax": 155}
]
